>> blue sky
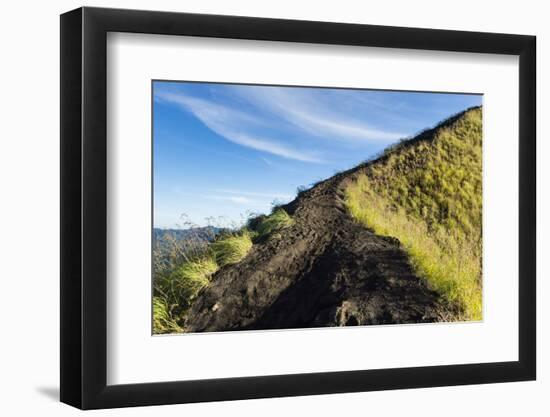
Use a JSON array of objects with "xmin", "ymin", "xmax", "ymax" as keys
[{"xmin": 153, "ymin": 81, "xmax": 481, "ymax": 228}]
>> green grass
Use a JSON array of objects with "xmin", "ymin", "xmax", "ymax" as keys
[
  {"xmin": 152, "ymin": 207, "xmax": 295, "ymax": 334},
  {"xmin": 171, "ymin": 257, "xmax": 218, "ymax": 299},
  {"xmin": 254, "ymin": 208, "xmax": 294, "ymax": 239},
  {"xmin": 210, "ymin": 231, "xmax": 253, "ymax": 267},
  {"xmin": 153, "ymin": 227, "xmax": 264, "ymax": 333},
  {"xmin": 153, "ymin": 255, "xmax": 217, "ymax": 334},
  {"xmin": 152, "ymin": 296, "xmax": 183, "ymax": 334},
  {"xmin": 345, "ymin": 107, "xmax": 482, "ymax": 321}
]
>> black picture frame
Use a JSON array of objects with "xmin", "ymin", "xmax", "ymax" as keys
[{"xmin": 60, "ymin": 6, "xmax": 536, "ymax": 410}]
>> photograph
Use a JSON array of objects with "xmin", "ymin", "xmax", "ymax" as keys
[
  {"xmin": 0, "ymin": 0, "xmax": 543, "ymax": 413},
  {"xmin": 152, "ymin": 81, "xmax": 483, "ymax": 334}
]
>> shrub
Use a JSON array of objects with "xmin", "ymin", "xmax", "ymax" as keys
[{"xmin": 246, "ymin": 214, "xmax": 267, "ymax": 231}]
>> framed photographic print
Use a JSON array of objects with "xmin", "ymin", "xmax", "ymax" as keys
[{"xmin": 60, "ymin": 7, "xmax": 536, "ymax": 409}]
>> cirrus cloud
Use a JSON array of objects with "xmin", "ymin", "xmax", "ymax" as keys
[{"xmin": 155, "ymin": 91, "xmax": 324, "ymax": 163}]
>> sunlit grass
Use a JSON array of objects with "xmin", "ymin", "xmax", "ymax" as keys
[
  {"xmin": 255, "ymin": 208, "xmax": 294, "ymax": 239},
  {"xmin": 211, "ymin": 231, "xmax": 254, "ymax": 267},
  {"xmin": 152, "ymin": 296, "xmax": 183, "ymax": 334},
  {"xmin": 152, "ymin": 207, "xmax": 298, "ymax": 334},
  {"xmin": 171, "ymin": 256, "xmax": 218, "ymax": 298},
  {"xmin": 346, "ymin": 177, "xmax": 481, "ymax": 320},
  {"xmin": 345, "ymin": 107, "xmax": 483, "ymax": 321},
  {"xmin": 153, "ymin": 255, "xmax": 217, "ymax": 334},
  {"xmin": 153, "ymin": 227, "xmax": 265, "ymax": 333}
]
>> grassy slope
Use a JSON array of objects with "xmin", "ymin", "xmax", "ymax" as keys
[
  {"xmin": 345, "ymin": 107, "xmax": 482, "ymax": 320},
  {"xmin": 153, "ymin": 209, "xmax": 294, "ymax": 334}
]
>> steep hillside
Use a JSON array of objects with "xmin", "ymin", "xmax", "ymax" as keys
[
  {"xmin": 155, "ymin": 107, "xmax": 482, "ymax": 333},
  {"xmin": 346, "ymin": 107, "xmax": 482, "ymax": 319}
]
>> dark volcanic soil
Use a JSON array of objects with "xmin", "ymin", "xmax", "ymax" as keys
[{"xmin": 185, "ymin": 169, "xmax": 454, "ymax": 332}]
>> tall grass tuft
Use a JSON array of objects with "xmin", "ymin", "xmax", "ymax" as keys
[
  {"xmin": 169, "ymin": 257, "xmax": 218, "ymax": 303},
  {"xmin": 153, "ymin": 226, "xmax": 258, "ymax": 334},
  {"xmin": 153, "ymin": 255, "xmax": 218, "ymax": 334},
  {"xmin": 254, "ymin": 208, "xmax": 294, "ymax": 239},
  {"xmin": 211, "ymin": 231, "xmax": 254, "ymax": 267},
  {"xmin": 345, "ymin": 107, "xmax": 483, "ymax": 321},
  {"xmin": 152, "ymin": 296, "xmax": 183, "ymax": 334}
]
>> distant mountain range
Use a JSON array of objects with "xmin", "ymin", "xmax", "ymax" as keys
[
  {"xmin": 153, "ymin": 226, "xmax": 224, "ymax": 273},
  {"xmin": 153, "ymin": 226, "xmax": 223, "ymax": 243}
]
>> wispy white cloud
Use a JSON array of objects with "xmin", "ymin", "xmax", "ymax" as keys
[
  {"xmin": 210, "ymin": 195, "xmax": 255, "ymax": 205},
  {"xmin": 171, "ymin": 186, "xmax": 292, "ymax": 203},
  {"xmin": 233, "ymin": 87, "xmax": 406, "ymax": 143},
  {"xmin": 258, "ymin": 156, "xmax": 298, "ymax": 173},
  {"xmin": 155, "ymin": 91, "xmax": 323, "ymax": 163}
]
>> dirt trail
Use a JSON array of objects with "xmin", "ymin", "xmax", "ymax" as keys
[{"xmin": 185, "ymin": 168, "xmax": 452, "ymax": 332}]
